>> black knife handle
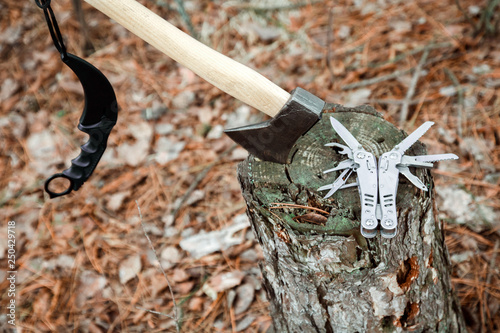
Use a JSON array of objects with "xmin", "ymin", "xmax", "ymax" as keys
[{"xmin": 45, "ymin": 117, "xmax": 116, "ymax": 198}]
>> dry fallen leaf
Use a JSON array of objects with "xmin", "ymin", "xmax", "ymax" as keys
[
  {"xmin": 26, "ymin": 129, "xmax": 63, "ymax": 175},
  {"xmin": 293, "ymin": 213, "xmax": 328, "ymax": 226},
  {"xmin": 172, "ymin": 268, "xmax": 190, "ymax": 282},
  {"xmin": 160, "ymin": 246, "xmax": 182, "ymax": 270},
  {"xmin": 236, "ymin": 315, "xmax": 256, "ymax": 332},
  {"xmin": 179, "ymin": 215, "xmax": 249, "ymax": 259},
  {"xmin": 188, "ymin": 296, "xmax": 205, "ymax": 312},
  {"xmin": 203, "ymin": 270, "xmax": 245, "ymax": 300},
  {"xmin": 76, "ymin": 270, "xmax": 108, "ymax": 307},
  {"xmin": 173, "ymin": 281, "xmax": 195, "ymax": 294},
  {"xmin": 4, "ymin": 0, "xmax": 500, "ymax": 331},
  {"xmin": 209, "ymin": 271, "xmax": 245, "ymax": 292},
  {"xmin": 119, "ymin": 255, "xmax": 142, "ymax": 284},
  {"xmin": 234, "ymin": 283, "xmax": 255, "ymax": 315}
]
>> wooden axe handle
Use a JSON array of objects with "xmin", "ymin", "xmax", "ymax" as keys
[{"xmin": 84, "ymin": 0, "xmax": 290, "ymax": 117}]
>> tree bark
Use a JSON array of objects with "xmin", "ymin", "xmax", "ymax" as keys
[{"xmin": 237, "ymin": 104, "xmax": 466, "ymax": 332}]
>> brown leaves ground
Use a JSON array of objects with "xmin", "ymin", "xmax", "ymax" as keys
[{"xmin": 0, "ymin": 0, "xmax": 499, "ymax": 332}]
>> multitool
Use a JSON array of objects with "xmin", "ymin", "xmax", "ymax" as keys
[{"xmin": 318, "ymin": 117, "xmax": 458, "ymax": 238}]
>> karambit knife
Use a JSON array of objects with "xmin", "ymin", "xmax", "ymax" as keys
[
  {"xmin": 36, "ymin": 0, "xmax": 118, "ymax": 198},
  {"xmin": 43, "ymin": 54, "xmax": 118, "ymax": 198},
  {"xmin": 319, "ymin": 118, "xmax": 458, "ymax": 238}
]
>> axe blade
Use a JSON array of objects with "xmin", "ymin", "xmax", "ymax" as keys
[{"xmin": 224, "ymin": 88, "xmax": 325, "ymax": 164}]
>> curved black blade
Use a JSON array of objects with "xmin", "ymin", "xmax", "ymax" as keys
[{"xmin": 62, "ymin": 53, "xmax": 118, "ymax": 125}]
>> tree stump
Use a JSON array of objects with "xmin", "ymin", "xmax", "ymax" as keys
[{"xmin": 237, "ymin": 104, "xmax": 466, "ymax": 332}]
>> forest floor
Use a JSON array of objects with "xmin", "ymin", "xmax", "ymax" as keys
[{"xmin": 0, "ymin": 0, "xmax": 499, "ymax": 332}]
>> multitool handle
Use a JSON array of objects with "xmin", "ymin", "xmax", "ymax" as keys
[
  {"xmin": 84, "ymin": 0, "xmax": 290, "ymax": 117},
  {"xmin": 353, "ymin": 151, "xmax": 379, "ymax": 238},
  {"xmin": 378, "ymin": 152, "xmax": 400, "ymax": 237}
]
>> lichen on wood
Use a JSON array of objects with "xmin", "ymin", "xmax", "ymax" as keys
[{"xmin": 237, "ymin": 104, "xmax": 466, "ymax": 332}]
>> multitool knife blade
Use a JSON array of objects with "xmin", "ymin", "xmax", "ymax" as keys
[
  {"xmin": 329, "ymin": 117, "xmax": 363, "ymax": 151},
  {"xmin": 394, "ymin": 121, "xmax": 434, "ymax": 154}
]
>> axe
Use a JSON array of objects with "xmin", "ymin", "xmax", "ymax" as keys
[{"xmin": 84, "ymin": 0, "xmax": 326, "ymax": 164}]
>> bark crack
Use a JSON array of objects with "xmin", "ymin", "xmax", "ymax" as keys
[
  {"xmin": 317, "ymin": 284, "xmax": 334, "ymax": 333},
  {"xmin": 397, "ymin": 256, "xmax": 420, "ymax": 292}
]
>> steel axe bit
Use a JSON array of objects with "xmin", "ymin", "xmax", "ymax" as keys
[
  {"xmin": 224, "ymin": 88, "xmax": 325, "ymax": 163},
  {"xmin": 84, "ymin": 0, "xmax": 325, "ymax": 164}
]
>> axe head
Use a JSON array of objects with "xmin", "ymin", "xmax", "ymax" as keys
[{"xmin": 224, "ymin": 88, "xmax": 325, "ymax": 164}]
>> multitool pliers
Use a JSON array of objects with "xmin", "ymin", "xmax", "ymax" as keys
[{"xmin": 318, "ymin": 117, "xmax": 458, "ymax": 238}]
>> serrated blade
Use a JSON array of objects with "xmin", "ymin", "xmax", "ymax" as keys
[
  {"xmin": 412, "ymin": 153, "xmax": 459, "ymax": 163},
  {"xmin": 394, "ymin": 121, "xmax": 434, "ymax": 154},
  {"xmin": 329, "ymin": 117, "xmax": 362, "ymax": 152},
  {"xmin": 398, "ymin": 166, "xmax": 428, "ymax": 191},
  {"xmin": 399, "ymin": 156, "xmax": 433, "ymax": 168}
]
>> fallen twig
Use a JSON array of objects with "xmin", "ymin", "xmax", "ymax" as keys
[
  {"xmin": 173, "ymin": 0, "xmax": 198, "ymax": 39},
  {"xmin": 444, "ymin": 67, "xmax": 465, "ymax": 137},
  {"xmin": 152, "ymin": 0, "xmax": 197, "ymax": 38},
  {"xmin": 433, "ymin": 170, "xmax": 500, "ymax": 190},
  {"xmin": 369, "ymin": 98, "xmax": 434, "ymax": 105},
  {"xmin": 476, "ymin": 0, "xmax": 500, "ymax": 37},
  {"xmin": 136, "ymin": 201, "xmax": 180, "ymax": 332},
  {"xmin": 454, "ymin": 0, "xmax": 476, "ymax": 29},
  {"xmin": 171, "ymin": 144, "xmax": 237, "ymax": 221},
  {"xmin": 368, "ymin": 42, "xmax": 452, "ymax": 68},
  {"xmin": 332, "ymin": 26, "xmax": 385, "ymax": 57},
  {"xmin": 71, "ymin": 0, "xmax": 93, "ymax": 54},
  {"xmin": 342, "ymin": 68, "xmax": 413, "ymax": 90},
  {"xmin": 222, "ymin": 0, "xmax": 323, "ymax": 11},
  {"xmin": 412, "ymin": 5, "xmax": 461, "ymax": 47},
  {"xmin": 400, "ymin": 49, "xmax": 429, "ymax": 126},
  {"xmin": 326, "ymin": 7, "xmax": 335, "ymax": 82},
  {"xmin": 135, "ymin": 306, "xmax": 175, "ymax": 319},
  {"xmin": 483, "ymin": 240, "xmax": 500, "ymax": 332},
  {"xmin": 269, "ymin": 202, "xmax": 330, "ymax": 215}
]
